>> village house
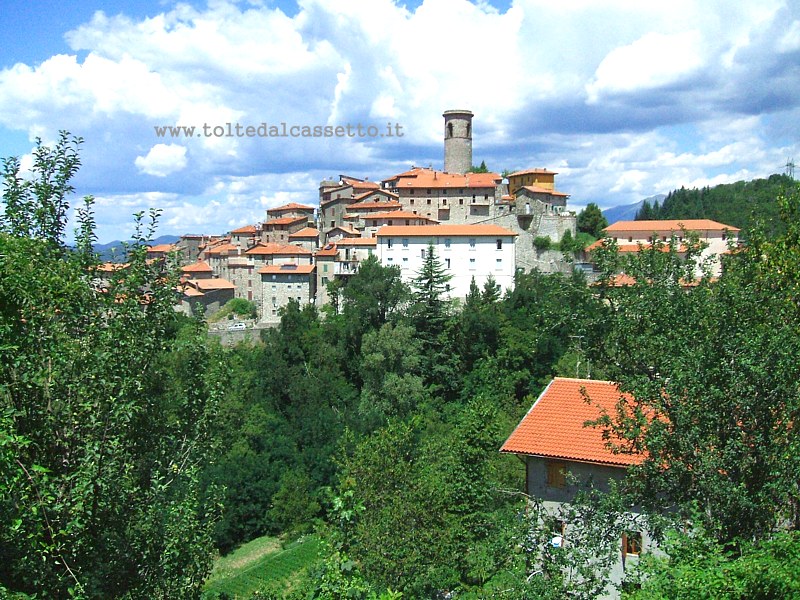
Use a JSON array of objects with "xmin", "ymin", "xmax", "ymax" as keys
[
  {"xmin": 259, "ymin": 263, "xmax": 317, "ymax": 324},
  {"xmin": 501, "ymin": 377, "xmax": 650, "ymax": 599},
  {"xmin": 287, "ymin": 227, "xmax": 321, "ymax": 252},
  {"xmin": 583, "ymin": 218, "xmax": 740, "ymax": 277},
  {"xmin": 376, "ymin": 224, "xmax": 517, "ymax": 299}
]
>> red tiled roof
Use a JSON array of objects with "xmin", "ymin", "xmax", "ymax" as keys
[
  {"xmin": 258, "ymin": 263, "xmax": 315, "ymax": 275},
  {"xmin": 605, "ymin": 219, "xmax": 740, "ymax": 234},
  {"xmin": 501, "ymin": 378, "xmax": 643, "ymax": 467},
  {"xmin": 584, "ymin": 240, "xmax": 688, "ymax": 253},
  {"xmin": 204, "ymin": 243, "xmax": 239, "ymax": 255},
  {"xmin": 148, "ymin": 243, "xmax": 178, "ymax": 253},
  {"xmin": 181, "ymin": 260, "xmax": 213, "ymax": 273},
  {"xmin": 288, "ymin": 227, "xmax": 320, "ymax": 238},
  {"xmin": 245, "ymin": 243, "xmax": 311, "ymax": 256},
  {"xmin": 517, "ymin": 185, "xmax": 569, "ymax": 197},
  {"xmin": 267, "ymin": 202, "xmax": 315, "ymax": 214},
  {"xmin": 230, "ymin": 224, "xmax": 258, "ymax": 234},
  {"xmin": 341, "ymin": 176, "xmax": 380, "ymax": 190},
  {"xmin": 193, "ymin": 278, "xmax": 236, "ymax": 291},
  {"xmin": 315, "ymin": 244, "xmax": 338, "ymax": 257},
  {"xmin": 508, "ymin": 168, "xmax": 558, "ymax": 176},
  {"xmin": 346, "ymin": 200, "xmax": 403, "ymax": 210},
  {"xmin": 377, "ymin": 224, "xmax": 517, "ymax": 237},
  {"xmin": 335, "ymin": 237, "xmax": 377, "ymax": 246},
  {"xmin": 351, "ymin": 190, "xmax": 399, "ymax": 201},
  {"xmin": 385, "ymin": 167, "xmax": 501, "ymax": 189},
  {"xmin": 263, "ymin": 216, "xmax": 308, "ymax": 227}
]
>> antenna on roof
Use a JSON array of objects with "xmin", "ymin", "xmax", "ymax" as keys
[{"xmin": 786, "ymin": 158, "xmax": 796, "ymax": 180}]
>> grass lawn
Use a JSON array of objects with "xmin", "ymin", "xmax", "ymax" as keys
[{"xmin": 203, "ymin": 534, "xmax": 321, "ymax": 599}]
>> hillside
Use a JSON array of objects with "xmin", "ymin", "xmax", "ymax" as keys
[
  {"xmin": 603, "ymin": 196, "xmax": 662, "ymax": 225},
  {"xmin": 94, "ymin": 234, "xmax": 181, "ymax": 262},
  {"xmin": 636, "ymin": 173, "xmax": 797, "ymax": 237}
]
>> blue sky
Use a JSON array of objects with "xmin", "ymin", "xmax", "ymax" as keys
[{"xmin": 1, "ymin": 0, "xmax": 798, "ymax": 242}]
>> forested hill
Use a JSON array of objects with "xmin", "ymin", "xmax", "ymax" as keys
[{"xmin": 635, "ymin": 173, "xmax": 798, "ymax": 236}]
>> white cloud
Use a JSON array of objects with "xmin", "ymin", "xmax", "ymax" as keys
[
  {"xmin": 0, "ymin": 0, "xmax": 797, "ymax": 242},
  {"xmin": 134, "ymin": 143, "xmax": 188, "ymax": 177}
]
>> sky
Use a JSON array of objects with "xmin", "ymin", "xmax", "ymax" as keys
[{"xmin": 0, "ymin": 0, "xmax": 798, "ymax": 243}]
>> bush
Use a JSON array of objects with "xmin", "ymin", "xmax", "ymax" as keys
[{"xmin": 533, "ymin": 236, "xmax": 552, "ymax": 251}]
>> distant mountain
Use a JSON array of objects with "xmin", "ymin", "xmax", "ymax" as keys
[
  {"xmin": 95, "ymin": 234, "xmax": 181, "ymax": 262},
  {"xmin": 603, "ymin": 195, "xmax": 665, "ymax": 225}
]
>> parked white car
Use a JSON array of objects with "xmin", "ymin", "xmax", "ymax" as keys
[{"xmin": 227, "ymin": 322, "xmax": 247, "ymax": 331}]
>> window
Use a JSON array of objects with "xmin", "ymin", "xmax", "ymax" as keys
[
  {"xmin": 496, "ymin": 258, "xmax": 502, "ymax": 270},
  {"xmin": 469, "ymin": 238, "xmax": 476, "ymax": 249},
  {"xmin": 445, "ymin": 258, "xmax": 451, "ymax": 269},
  {"xmin": 272, "ymin": 284, "xmax": 277, "ymax": 290},
  {"xmin": 373, "ymin": 220, "xmax": 378, "ymax": 227},
  {"xmin": 271, "ymin": 296, "xmax": 277, "ymax": 306},
  {"xmin": 546, "ymin": 461, "xmax": 566, "ymax": 488},
  {"xmin": 410, "ymin": 198, "xmax": 414, "ymax": 205},
  {"xmin": 427, "ymin": 199, "xmax": 432, "ymax": 205},
  {"xmin": 445, "ymin": 238, "xmax": 451, "ymax": 249},
  {"xmin": 628, "ymin": 236, "xmax": 633, "ymax": 242},
  {"xmin": 387, "ymin": 257, "xmax": 394, "ymax": 263},
  {"xmin": 496, "ymin": 239, "xmax": 502, "ymax": 250},
  {"xmin": 388, "ymin": 239, "xmax": 394, "ymax": 249},
  {"xmin": 402, "ymin": 238, "xmax": 409, "ymax": 248},
  {"xmin": 484, "ymin": 194, "xmax": 489, "ymax": 200},
  {"xmin": 421, "ymin": 249, "xmax": 426, "ymax": 258},
  {"xmin": 469, "ymin": 257, "xmax": 476, "ymax": 269},
  {"xmin": 443, "ymin": 199, "xmax": 447, "ymax": 205},
  {"xmin": 322, "ymin": 276, "xmax": 328, "ymax": 284},
  {"xmin": 622, "ymin": 532, "xmax": 642, "ymax": 556},
  {"xmin": 323, "ymin": 264, "xmax": 328, "ymax": 272},
  {"xmin": 405, "ymin": 219, "xmax": 410, "ymax": 225},
  {"xmin": 388, "ymin": 220, "xmax": 393, "ymax": 226},
  {"xmin": 330, "ymin": 220, "xmax": 335, "ymax": 228},
  {"xmin": 459, "ymin": 198, "xmax": 464, "ymax": 205},
  {"xmin": 427, "ymin": 189, "xmax": 432, "ymax": 194}
]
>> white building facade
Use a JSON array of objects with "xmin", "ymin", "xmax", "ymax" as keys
[{"xmin": 376, "ymin": 224, "xmax": 517, "ymax": 299}]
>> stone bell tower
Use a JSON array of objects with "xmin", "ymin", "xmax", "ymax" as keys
[{"xmin": 443, "ymin": 109, "xmax": 473, "ymax": 174}]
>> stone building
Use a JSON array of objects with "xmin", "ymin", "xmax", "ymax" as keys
[
  {"xmin": 443, "ymin": 109, "xmax": 473, "ymax": 174},
  {"xmin": 259, "ymin": 263, "xmax": 317, "ymax": 324}
]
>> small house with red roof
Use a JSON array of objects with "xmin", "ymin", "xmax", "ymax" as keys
[
  {"xmin": 501, "ymin": 377, "xmax": 652, "ymax": 597},
  {"xmin": 259, "ymin": 263, "xmax": 317, "ymax": 324}
]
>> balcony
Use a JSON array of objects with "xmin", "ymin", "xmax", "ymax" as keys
[{"xmin": 334, "ymin": 260, "xmax": 360, "ymax": 275}]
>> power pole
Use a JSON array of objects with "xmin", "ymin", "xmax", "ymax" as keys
[{"xmin": 786, "ymin": 158, "xmax": 796, "ymax": 180}]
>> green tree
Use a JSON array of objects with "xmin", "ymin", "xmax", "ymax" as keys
[
  {"xmin": 469, "ymin": 160, "xmax": 489, "ymax": 173},
  {"xmin": 0, "ymin": 136, "xmax": 222, "ymax": 598},
  {"xmin": 576, "ymin": 202, "xmax": 608, "ymax": 238}
]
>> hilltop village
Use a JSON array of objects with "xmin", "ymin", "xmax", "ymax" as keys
[{"xmin": 152, "ymin": 110, "xmax": 581, "ymax": 324}]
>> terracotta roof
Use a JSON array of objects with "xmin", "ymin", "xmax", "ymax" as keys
[
  {"xmin": 193, "ymin": 278, "xmax": 236, "ymax": 291},
  {"xmin": 335, "ymin": 237, "xmax": 377, "ymax": 246},
  {"xmin": 267, "ymin": 202, "xmax": 315, "ymax": 214},
  {"xmin": 385, "ymin": 167, "xmax": 501, "ymax": 189},
  {"xmin": 328, "ymin": 225, "xmax": 361, "ymax": 236},
  {"xmin": 148, "ymin": 243, "xmax": 178, "ymax": 253},
  {"xmin": 245, "ymin": 243, "xmax": 311, "ymax": 256},
  {"xmin": 517, "ymin": 185, "xmax": 569, "ymax": 197},
  {"xmin": 96, "ymin": 262, "xmax": 128, "ymax": 272},
  {"xmin": 501, "ymin": 377, "xmax": 643, "ymax": 467},
  {"xmin": 181, "ymin": 261, "xmax": 213, "ymax": 273},
  {"xmin": 315, "ymin": 244, "xmax": 338, "ymax": 257},
  {"xmin": 263, "ymin": 216, "xmax": 308, "ymax": 227},
  {"xmin": 204, "ymin": 243, "xmax": 239, "ymax": 255},
  {"xmin": 180, "ymin": 286, "xmax": 205, "ymax": 297},
  {"xmin": 258, "ymin": 263, "xmax": 316, "ymax": 275},
  {"xmin": 346, "ymin": 200, "xmax": 403, "ymax": 210},
  {"xmin": 377, "ymin": 224, "xmax": 517, "ymax": 237},
  {"xmin": 584, "ymin": 240, "xmax": 688, "ymax": 253},
  {"xmin": 230, "ymin": 224, "xmax": 258, "ymax": 234},
  {"xmin": 288, "ymin": 227, "xmax": 320, "ymax": 238},
  {"xmin": 508, "ymin": 168, "xmax": 558, "ymax": 176},
  {"xmin": 605, "ymin": 219, "xmax": 740, "ymax": 234},
  {"xmin": 341, "ymin": 176, "xmax": 380, "ymax": 190},
  {"xmin": 351, "ymin": 190, "xmax": 399, "ymax": 201}
]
